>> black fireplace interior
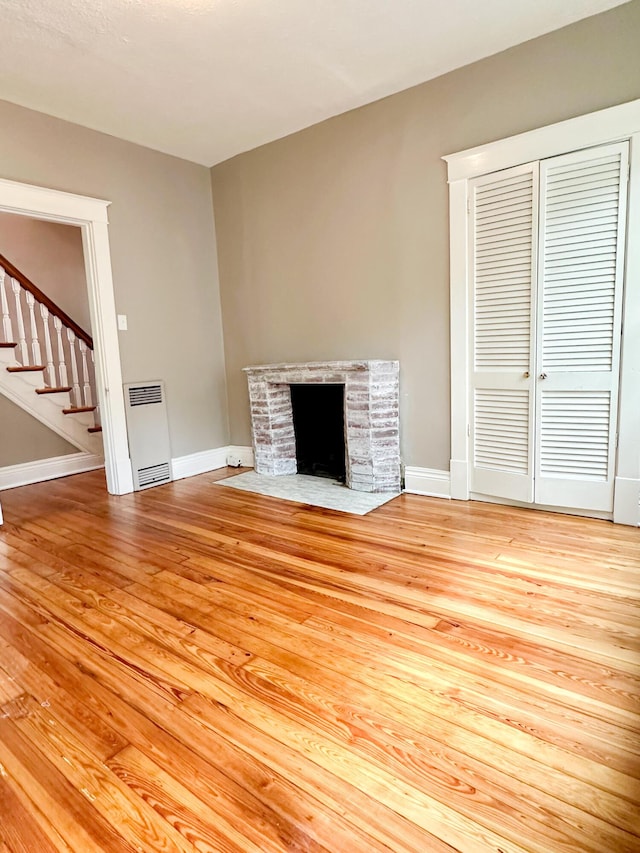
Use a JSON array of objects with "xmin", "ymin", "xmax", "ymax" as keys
[{"xmin": 290, "ymin": 384, "xmax": 346, "ymax": 481}]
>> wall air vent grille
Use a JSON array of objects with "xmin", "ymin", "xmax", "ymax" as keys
[
  {"xmin": 123, "ymin": 380, "xmax": 173, "ymax": 491},
  {"xmin": 137, "ymin": 462, "xmax": 172, "ymax": 488},
  {"xmin": 128, "ymin": 384, "xmax": 163, "ymax": 406}
]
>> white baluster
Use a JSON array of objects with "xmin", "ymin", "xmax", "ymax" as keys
[
  {"xmin": 40, "ymin": 305, "xmax": 56, "ymax": 387},
  {"xmin": 91, "ymin": 349, "xmax": 100, "ymax": 427},
  {"xmin": 25, "ymin": 292, "xmax": 42, "ymax": 366},
  {"xmin": 67, "ymin": 328, "xmax": 81, "ymax": 407},
  {"xmin": 79, "ymin": 340, "xmax": 92, "ymax": 407},
  {"xmin": 0, "ymin": 268, "xmax": 13, "ymax": 343},
  {"xmin": 11, "ymin": 279, "xmax": 28, "ymax": 365},
  {"xmin": 54, "ymin": 317, "xmax": 68, "ymax": 387}
]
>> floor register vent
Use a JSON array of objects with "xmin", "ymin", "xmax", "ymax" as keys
[{"xmin": 124, "ymin": 381, "xmax": 173, "ymax": 490}]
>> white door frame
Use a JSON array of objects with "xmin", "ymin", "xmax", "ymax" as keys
[
  {"xmin": 0, "ymin": 178, "xmax": 133, "ymax": 504},
  {"xmin": 443, "ymin": 98, "xmax": 640, "ymax": 525}
]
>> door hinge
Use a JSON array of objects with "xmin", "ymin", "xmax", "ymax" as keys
[
  {"xmin": 467, "ymin": 423, "xmax": 471, "ymax": 437},
  {"xmin": 467, "ymin": 197, "xmax": 471, "ymax": 215}
]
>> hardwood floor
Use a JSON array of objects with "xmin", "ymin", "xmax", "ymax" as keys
[{"xmin": 0, "ymin": 468, "xmax": 638, "ymax": 852}]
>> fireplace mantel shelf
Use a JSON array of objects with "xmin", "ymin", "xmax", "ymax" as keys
[{"xmin": 243, "ymin": 359, "xmax": 395, "ymax": 374}]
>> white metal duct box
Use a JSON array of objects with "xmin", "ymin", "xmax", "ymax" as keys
[{"xmin": 123, "ymin": 381, "xmax": 173, "ymax": 490}]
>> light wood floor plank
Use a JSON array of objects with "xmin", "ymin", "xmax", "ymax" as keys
[{"xmin": 0, "ymin": 468, "xmax": 638, "ymax": 852}]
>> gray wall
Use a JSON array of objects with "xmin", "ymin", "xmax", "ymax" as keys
[
  {"xmin": 0, "ymin": 99, "xmax": 229, "ymax": 460},
  {"xmin": 0, "ymin": 396, "xmax": 76, "ymax": 466},
  {"xmin": 211, "ymin": 0, "xmax": 640, "ymax": 470}
]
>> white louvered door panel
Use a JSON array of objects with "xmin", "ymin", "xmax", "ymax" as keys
[
  {"xmin": 469, "ymin": 163, "xmax": 538, "ymax": 502},
  {"xmin": 534, "ymin": 142, "xmax": 628, "ymax": 511}
]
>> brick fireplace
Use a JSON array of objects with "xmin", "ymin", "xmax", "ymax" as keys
[{"xmin": 243, "ymin": 360, "xmax": 400, "ymax": 493}]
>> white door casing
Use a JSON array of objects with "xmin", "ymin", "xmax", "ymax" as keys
[
  {"xmin": 0, "ymin": 179, "xmax": 133, "ymax": 508},
  {"xmin": 444, "ymin": 98, "xmax": 640, "ymax": 524}
]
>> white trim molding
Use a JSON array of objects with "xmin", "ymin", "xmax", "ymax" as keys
[
  {"xmin": 443, "ymin": 99, "xmax": 640, "ymax": 182},
  {"xmin": 226, "ymin": 445, "xmax": 255, "ymax": 468},
  {"xmin": 0, "ymin": 178, "xmax": 132, "ymax": 497},
  {"xmin": 448, "ymin": 176, "xmax": 470, "ymax": 501},
  {"xmin": 0, "ymin": 452, "xmax": 104, "ymax": 492},
  {"xmin": 614, "ymin": 131, "xmax": 640, "ymax": 525},
  {"xmin": 404, "ymin": 467, "xmax": 451, "ymax": 499},
  {"xmin": 0, "ymin": 444, "xmax": 255, "ymax": 496},
  {"xmin": 172, "ymin": 447, "xmax": 230, "ymax": 480},
  {"xmin": 171, "ymin": 445, "xmax": 255, "ymax": 481},
  {"xmin": 612, "ymin": 478, "xmax": 640, "ymax": 527},
  {"xmin": 443, "ymin": 98, "xmax": 640, "ymax": 525},
  {"xmin": 173, "ymin": 451, "xmax": 455, "ymax": 502}
]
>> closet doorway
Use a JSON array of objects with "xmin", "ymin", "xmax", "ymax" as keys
[{"xmin": 445, "ymin": 99, "xmax": 640, "ymax": 525}]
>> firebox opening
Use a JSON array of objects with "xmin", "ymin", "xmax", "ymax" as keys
[{"xmin": 290, "ymin": 384, "xmax": 346, "ymax": 482}]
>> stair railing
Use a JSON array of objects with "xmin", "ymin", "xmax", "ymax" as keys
[{"xmin": 0, "ymin": 252, "xmax": 98, "ymax": 420}]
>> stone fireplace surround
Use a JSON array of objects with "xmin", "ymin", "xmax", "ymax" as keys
[{"xmin": 244, "ymin": 360, "xmax": 400, "ymax": 493}]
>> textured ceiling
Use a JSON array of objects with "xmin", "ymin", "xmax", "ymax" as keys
[{"xmin": 0, "ymin": 0, "xmax": 629, "ymax": 166}]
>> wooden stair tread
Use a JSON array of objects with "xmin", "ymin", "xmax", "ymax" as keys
[
  {"xmin": 87, "ymin": 425, "xmax": 103, "ymax": 433},
  {"xmin": 6, "ymin": 365, "xmax": 46, "ymax": 372},
  {"xmin": 36, "ymin": 386, "xmax": 72, "ymax": 395},
  {"xmin": 63, "ymin": 406, "xmax": 97, "ymax": 414},
  {"xmin": 0, "ymin": 342, "xmax": 17, "ymax": 348}
]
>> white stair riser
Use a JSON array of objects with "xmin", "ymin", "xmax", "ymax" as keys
[
  {"xmin": 69, "ymin": 411, "xmax": 95, "ymax": 427},
  {"xmin": 11, "ymin": 369, "xmax": 44, "ymax": 387}
]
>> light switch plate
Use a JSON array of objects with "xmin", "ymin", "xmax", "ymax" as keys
[{"xmin": 117, "ymin": 314, "xmax": 128, "ymax": 331}]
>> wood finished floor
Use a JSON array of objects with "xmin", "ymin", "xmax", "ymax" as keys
[{"xmin": 0, "ymin": 469, "xmax": 638, "ymax": 853}]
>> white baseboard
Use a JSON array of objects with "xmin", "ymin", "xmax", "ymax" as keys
[
  {"xmin": 171, "ymin": 451, "xmax": 455, "ymax": 504},
  {"xmin": 449, "ymin": 458, "xmax": 469, "ymax": 500},
  {"xmin": 404, "ymin": 466, "xmax": 451, "ymax": 499},
  {"xmin": 404, "ymin": 469, "xmax": 638, "ymax": 526},
  {"xmin": 226, "ymin": 445, "xmax": 254, "ymax": 468},
  {"xmin": 0, "ymin": 443, "xmax": 253, "ymax": 496},
  {"xmin": 613, "ymin": 477, "xmax": 640, "ymax": 526},
  {"xmin": 171, "ymin": 447, "xmax": 229, "ymax": 480},
  {"xmin": 171, "ymin": 445, "xmax": 254, "ymax": 481},
  {"xmin": 0, "ymin": 452, "xmax": 105, "ymax": 491}
]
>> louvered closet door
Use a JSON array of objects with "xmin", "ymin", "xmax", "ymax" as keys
[
  {"xmin": 469, "ymin": 163, "xmax": 538, "ymax": 503},
  {"xmin": 534, "ymin": 142, "xmax": 628, "ymax": 512}
]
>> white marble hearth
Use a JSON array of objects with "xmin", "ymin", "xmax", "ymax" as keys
[
  {"xmin": 244, "ymin": 360, "xmax": 401, "ymax": 493},
  {"xmin": 217, "ymin": 471, "xmax": 399, "ymax": 515}
]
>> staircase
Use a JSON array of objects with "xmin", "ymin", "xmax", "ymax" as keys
[{"xmin": 0, "ymin": 253, "xmax": 103, "ymax": 457}]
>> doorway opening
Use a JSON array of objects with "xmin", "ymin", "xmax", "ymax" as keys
[
  {"xmin": 0, "ymin": 214, "xmax": 104, "ymax": 478},
  {"xmin": 0, "ymin": 177, "xmax": 133, "ymax": 525}
]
